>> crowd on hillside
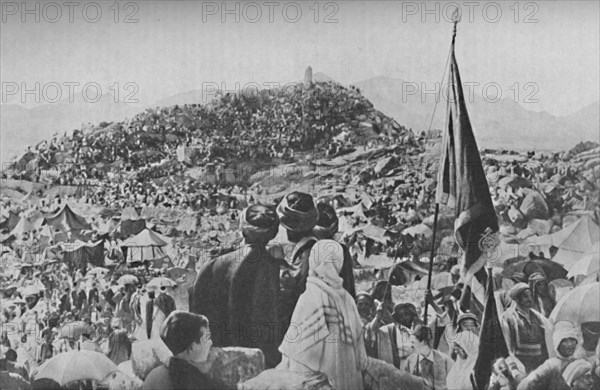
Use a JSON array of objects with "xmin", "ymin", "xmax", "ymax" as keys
[{"xmin": 1, "ymin": 190, "xmax": 598, "ymax": 390}]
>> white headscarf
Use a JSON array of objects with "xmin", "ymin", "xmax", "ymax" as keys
[
  {"xmin": 279, "ymin": 240, "xmax": 366, "ymax": 390},
  {"xmin": 446, "ymin": 331, "xmax": 480, "ymax": 390}
]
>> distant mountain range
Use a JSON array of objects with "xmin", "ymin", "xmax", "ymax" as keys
[
  {"xmin": 353, "ymin": 76, "xmax": 599, "ymax": 151},
  {"xmin": 2, "ymin": 73, "xmax": 598, "ymax": 160}
]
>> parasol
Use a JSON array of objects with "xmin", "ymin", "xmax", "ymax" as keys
[
  {"xmin": 87, "ymin": 267, "xmax": 109, "ymax": 277},
  {"xmin": 567, "ymin": 253, "xmax": 600, "ymax": 278},
  {"xmin": 34, "ymin": 350, "xmax": 117, "ymax": 385},
  {"xmin": 549, "ymin": 282, "xmax": 599, "ymax": 325},
  {"xmin": 59, "ymin": 321, "xmax": 94, "ymax": 340},
  {"xmin": 502, "ymin": 259, "xmax": 567, "ymax": 281},
  {"xmin": 146, "ymin": 276, "xmax": 177, "ymax": 289},
  {"xmin": 117, "ymin": 274, "xmax": 138, "ymax": 286}
]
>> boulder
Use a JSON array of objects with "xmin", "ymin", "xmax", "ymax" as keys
[
  {"xmin": 499, "ymin": 224, "xmax": 517, "ymax": 235},
  {"xmin": 131, "ymin": 339, "xmax": 172, "ymax": 380},
  {"xmin": 516, "ymin": 228, "xmax": 536, "ymax": 240},
  {"xmin": 131, "ymin": 339, "xmax": 264, "ymax": 388},
  {"xmin": 363, "ymin": 357, "xmax": 429, "ymax": 390},
  {"xmin": 107, "ymin": 362, "xmax": 144, "ymax": 390},
  {"xmin": 207, "ymin": 347, "xmax": 264, "ymax": 389},
  {"xmin": 527, "ymin": 219, "xmax": 554, "ymax": 236},
  {"xmin": 239, "ymin": 369, "xmax": 334, "ymax": 390}
]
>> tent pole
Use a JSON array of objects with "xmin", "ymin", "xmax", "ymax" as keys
[{"xmin": 423, "ymin": 203, "xmax": 440, "ymax": 323}]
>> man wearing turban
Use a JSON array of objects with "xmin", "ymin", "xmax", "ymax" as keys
[
  {"xmin": 502, "ymin": 283, "xmax": 550, "ymax": 374},
  {"xmin": 274, "ymin": 192, "xmax": 355, "ymax": 340},
  {"xmin": 528, "ymin": 272, "xmax": 556, "ymax": 318},
  {"xmin": 191, "ymin": 204, "xmax": 283, "ymax": 367}
]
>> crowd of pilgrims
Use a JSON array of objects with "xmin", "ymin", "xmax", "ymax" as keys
[
  {"xmin": 16, "ymin": 81, "xmax": 386, "ymax": 186},
  {"xmin": 1, "ymin": 191, "xmax": 598, "ymax": 390}
]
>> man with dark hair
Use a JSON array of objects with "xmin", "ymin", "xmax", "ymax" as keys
[
  {"xmin": 528, "ymin": 272, "xmax": 556, "ymax": 318},
  {"xmin": 406, "ymin": 324, "xmax": 453, "ymax": 390},
  {"xmin": 192, "ymin": 205, "xmax": 283, "ymax": 367},
  {"xmin": 364, "ymin": 302, "xmax": 419, "ymax": 370},
  {"xmin": 143, "ymin": 310, "xmax": 220, "ymax": 390}
]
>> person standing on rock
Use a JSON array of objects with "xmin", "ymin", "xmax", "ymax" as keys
[
  {"xmin": 278, "ymin": 240, "xmax": 368, "ymax": 390},
  {"xmin": 191, "ymin": 204, "xmax": 283, "ymax": 368}
]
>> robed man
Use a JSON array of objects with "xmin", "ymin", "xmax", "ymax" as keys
[
  {"xmin": 274, "ymin": 192, "xmax": 355, "ymax": 337},
  {"xmin": 191, "ymin": 205, "xmax": 282, "ymax": 367}
]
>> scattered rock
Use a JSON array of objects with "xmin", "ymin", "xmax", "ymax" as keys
[
  {"xmin": 131, "ymin": 339, "xmax": 264, "ymax": 388},
  {"xmin": 363, "ymin": 357, "xmax": 429, "ymax": 390},
  {"xmin": 527, "ymin": 219, "xmax": 554, "ymax": 236},
  {"xmin": 239, "ymin": 369, "xmax": 333, "ymax": 390},
  {"xmin": 130, "ymin": 339, "xmax": 172, "ymax": 380},
  {"xmin": 207, "ymin": 346, "xmax": 264, "ymax": 389},
  {"xmin": 499, "ymin": 224, "xmax": 517, "ymax": 235}
]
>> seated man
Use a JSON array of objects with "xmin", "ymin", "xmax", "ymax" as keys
[{"xmin": 143, "ymin": 310, "xmax": 221, "ymax": 390}]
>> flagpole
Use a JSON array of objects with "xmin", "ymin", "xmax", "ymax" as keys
[{"xmin": 423, "ymin": 10, "xmax": 460, "ymax": 324}]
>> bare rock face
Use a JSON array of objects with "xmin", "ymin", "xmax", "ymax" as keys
[
  {"xmin": 207, "ymin": 346, "xmax": 265, "ymax": 389},
  {"xmin": 362, "ymin": 357, "xmax": 430, "ymax": 390},
  {"xmin": 130, "ymin": 339, "xmax": 172, "ymax": 380},
  {"xmin": 239, "ymin": 357, "xmax": 430, "ymax": 390},
  {"xmin": 527, "ymin": 218, "xmax": 554, "ymax": 236},
  {"xmin": 238, "ymin": 369, "xmax": 334, "ymax": 390}
]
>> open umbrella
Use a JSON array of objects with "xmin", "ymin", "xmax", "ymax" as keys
[
  {"xmin": 117, "ymin": 274, "xmax": 138, "ymax": 286},
  {"xmin": 34, "ymin": 350, "xmax": 117, "ymax": 385},
  {"xmin": 147, "ymin": 276, "xmax": 177, "ymax": 289},
  {"xmin": 59, "ymin": 321, "xmax": 94, "ymax": 340},
  {"xmin": 567, "ymin": 242, "xmax": 600, "ymax": 278},
  {"xmin": 567, "ymin": 253, "xmax": 600, "ymax": 278},
  {"xmin": 87, "ymin": 267, "xmax": 109, "ymax": 277},
  {"xmin": 502, "ymin": 259, "xmax": 567, "ymax": 281},
  {"xmin": 549, "ymin": 282, "xmax": 599, "ymax": 325}
]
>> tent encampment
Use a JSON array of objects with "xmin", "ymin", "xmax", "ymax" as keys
[
  {"xmin": 529, "ymin": 215, "xmax": 600, "ymax": 269},
  {"xmin": 44, "ymin": 204, "xmax": 91, "ymax": 233},
  {"xmin": 121, "ymin": 228, "xmax": 169, "ymax": 263}
]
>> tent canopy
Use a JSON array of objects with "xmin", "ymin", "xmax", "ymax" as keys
[
  {"xmin": 531, "ymin": 216, "xmax": 600, "ymax": 268},
  {"xmin": 44, "ymin": 204, "xmax": 91, "ymax": 232},
  {"xmin": 122, "ymin": 228, "xmax": 168, "ymax": 247}
]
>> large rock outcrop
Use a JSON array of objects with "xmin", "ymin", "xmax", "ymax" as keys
[{"xmin": 129, "ymin": 338, "xmax": 264, "ymax": 388}]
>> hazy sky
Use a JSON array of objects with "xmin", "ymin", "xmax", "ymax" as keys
[{"xmin": 1, "ymin": 0, "xmax": 598, "ymax": 116}]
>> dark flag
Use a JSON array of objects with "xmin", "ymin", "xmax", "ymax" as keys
[
  {"xmin": 472, "ymin": 268, "xmax": 509, "ymax": 390},
  {"xmin": 436, "ymin": 45, "xmax": 498, "ymax": 291}
]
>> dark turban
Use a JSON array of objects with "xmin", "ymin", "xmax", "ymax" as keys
[
  {"xmin": 240, "ymin": 205, "xmax": 279, "ymax": 244},
  {"xmin": 313, "ymin": 202, "xmax": 339, "ymax": 239},
  {"xmin": 276, "ymin": 192, "xmax": 319, "ymax": 233}
]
